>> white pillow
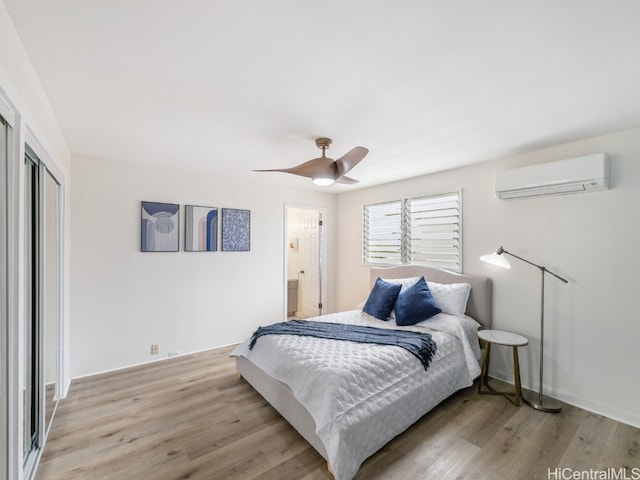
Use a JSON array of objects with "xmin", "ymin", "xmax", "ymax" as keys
[
  {"xmin": 427, "ymin": 282, "xmax": 471, "ymax": 317},
  {"xmin": 381, "ymin": 276, "xmax": 421, "ymax": 291}
]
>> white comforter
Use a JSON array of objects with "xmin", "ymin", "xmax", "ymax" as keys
[{"xmin": 230, "ymin": 310, "xmax": 481, "ymax": 480}]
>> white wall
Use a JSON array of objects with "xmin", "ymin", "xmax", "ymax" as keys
[
  {"xmin": 335, "ymin": 127, "xmax": 640, "ymax": 428},
  {"xmin": 70, "ymin": 154, "xmax": 336, "ymax": 377}
]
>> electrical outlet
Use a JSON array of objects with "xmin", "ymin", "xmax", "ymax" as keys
[
  {"xmin": 168, "ymin": 351, "xmax": 180, "ymax": 358},
  {"xmin": 150, "ymin": 344, "xmax": 159, "ymax": 355}
]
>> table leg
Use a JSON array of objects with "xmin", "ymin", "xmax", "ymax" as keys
[
  {"xmin": 512, "ymin": 346, "xmax": 522, "ymax": 406},
  {"xmin": 478, "ymin": 341, "xmax": 491, "ymax": 393}
]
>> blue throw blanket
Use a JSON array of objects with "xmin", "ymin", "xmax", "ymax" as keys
[{"xmin": 249, "ymin": 320, "xmax": 437, "ymax": 370}]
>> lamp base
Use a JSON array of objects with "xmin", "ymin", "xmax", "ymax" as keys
[{"xmin": 522, "ymin": 389, "xmax": 562, "ymax": 413}]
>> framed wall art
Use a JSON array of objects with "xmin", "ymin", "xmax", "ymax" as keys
[
  {"xmin": 185, "ymin": 205, "xmax": 218, "ymax": 252},
  {"xmin": 221, "ymin": 208, "xmax": 250, "ymax": 251},
  {"xmin": 141, "ymin": 201, "xmax": 180, "ymax": 252}
]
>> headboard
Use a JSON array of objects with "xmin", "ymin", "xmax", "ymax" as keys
[{"xmin": 370, "ymin": 266, "xmax": 492, "ymax": 329}]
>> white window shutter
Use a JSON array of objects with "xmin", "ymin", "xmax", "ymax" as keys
[
  {"xmin": 407, "ymin": 192, "xmax": 461, "ymax": 271},
  {"xmin": 363, "ymin": 190, "xmax": 462, "ymax": 271},
  {"xmin": 363, "ymin": 201, "xmax": 403, "ymax": 265}
]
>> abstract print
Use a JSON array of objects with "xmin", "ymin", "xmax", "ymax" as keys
[
  {"xmin": 221, "ymin": 208, "xmax": 250, "ymax": 251},
  {"xmin": 141, "ymin": 201, "xmax": 179, "ymax": 252},
  {"xmin": 185, "ymin": 205, "xmax": 218, "ymax": 251}
]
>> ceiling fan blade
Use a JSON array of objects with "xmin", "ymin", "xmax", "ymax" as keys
[
  {"xmin": 335, "ymin": 176, "xmax": 359, "ymax": 185},
  {"xmin": 335, "ymin": 146, "xmax": 368, "ymax": 178},
  {"xmin": 254, "ymin": 157, "xmax": 335, "ymax": 180},
  {"xmin": 254, "ymin": 140, "xmax": 366, "ymax": 186}
]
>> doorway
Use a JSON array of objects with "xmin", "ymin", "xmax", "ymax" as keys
[{"xmin": 285, "ymin": 206, "xmax": 325, "ymax": 319}]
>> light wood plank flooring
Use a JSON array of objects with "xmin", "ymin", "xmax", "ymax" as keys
[{"xmin": 36, "ymin": 346, "xmax": 640, "ymax": 480}]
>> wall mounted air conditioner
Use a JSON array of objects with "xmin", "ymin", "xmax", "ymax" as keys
[{"xmin": 495, "ymin": 153, "xmax": 609, "ymax": 200}]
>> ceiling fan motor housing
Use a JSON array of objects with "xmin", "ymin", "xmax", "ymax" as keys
[{"xmin": 315, "ymin": 137, "xmax": 332, "ymax": 150}]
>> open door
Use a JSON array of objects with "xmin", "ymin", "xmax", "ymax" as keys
[{"xmin": 286, "ymin": 207, "xmax": 324, "ymax": 319}]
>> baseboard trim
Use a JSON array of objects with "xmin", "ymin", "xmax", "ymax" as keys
[
  {"xmin": 72, "ymin": 343, "xmax": 238, "ymax": 381},
  {"xmin": 489, "ymin": 367, "xmax": 640, "ymax": 429}
]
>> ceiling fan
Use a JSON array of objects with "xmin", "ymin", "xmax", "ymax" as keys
[{"xmin": 253, "ymin": 137, "xmax": 369, "ymax": 186}]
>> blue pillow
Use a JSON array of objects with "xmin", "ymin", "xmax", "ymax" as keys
[
  {"xmin": 362, "ymin": 278, "xmax": 402, "ymax": 321},
  {"xmin": 394, "ymin": 276, "xmax": 442, "ymax": 326}
]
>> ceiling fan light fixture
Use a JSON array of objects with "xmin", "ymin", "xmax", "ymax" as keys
[{"xmin": 312, "ymin": 176, "xmax": 335, "ymax": 186}]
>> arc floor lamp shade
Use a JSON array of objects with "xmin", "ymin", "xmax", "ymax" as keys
[{"xmin": 480, "ymin": 246, "xmax": 568, "ymax": 413}]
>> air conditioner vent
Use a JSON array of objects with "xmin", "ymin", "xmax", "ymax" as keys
[{"xmin": 495, "ymin": 153, "xmax": 609, "ymax": 200}]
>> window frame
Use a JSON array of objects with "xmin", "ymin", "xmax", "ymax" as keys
[{"xmin": 363, "ymin": 189, "xmax": 462, "ymax": 272}]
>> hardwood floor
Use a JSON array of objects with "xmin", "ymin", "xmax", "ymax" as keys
[{"xmin": 36, "ymin": 346, "xmax": 640, "ymax": 480}]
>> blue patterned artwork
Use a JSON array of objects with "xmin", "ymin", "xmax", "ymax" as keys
[
  {"xmin": 221, "ymin": 208, "xmax": 250, "ymax": 251},
  {"xmin": 185, "ymin": 205, "xmax": 218, "ymax": 251},
  {"xmin": 141, "ymin": 201, "xmax": 179, "ymax": 252}
]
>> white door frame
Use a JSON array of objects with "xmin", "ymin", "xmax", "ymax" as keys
[
  {"xmin": 283, "ymin": 204, "xmax": 327, "ymax": 321},
  {"xmin": 1, "ymin": 91, "xmax": 16, "ymax": 480}
]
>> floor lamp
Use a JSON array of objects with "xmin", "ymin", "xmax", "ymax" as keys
[{"xmin": 480, "ymin": 246, "xmax": 568, "ymax": 413}]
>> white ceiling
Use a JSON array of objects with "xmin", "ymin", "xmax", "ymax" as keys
[{"xmin": 5, "ymin": 0, "xmax": 640, "ymax": 191}]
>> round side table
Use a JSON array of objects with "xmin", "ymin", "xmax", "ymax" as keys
[{"xmin": 477, "ymin": 329, "xmax": 528, "ymax": 406}]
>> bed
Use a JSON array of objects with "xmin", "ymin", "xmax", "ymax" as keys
[{"xmin": 230, "ymin": 265, "xmax": 491, "ymax": 480}]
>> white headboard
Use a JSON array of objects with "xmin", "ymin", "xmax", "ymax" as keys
[{"xmin": 370, "ymin": 266, "xmax": 492, "ymax": 329}]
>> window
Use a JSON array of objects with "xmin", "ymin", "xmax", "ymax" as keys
[
  {"xmin": 363, "ymin": 200, "xmax": 403, "ymax": 265},
  {"xmin": 363, "ymin": 190, "xmax": 462, "ymax": 271}
]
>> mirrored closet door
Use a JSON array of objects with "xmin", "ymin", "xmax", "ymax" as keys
[
  {"xmin": 23, "ymin": 145, "xmax": 62, "ymax": 479},
  {"xmin": 44, "ymin": 168, "xmax": 59, "ymax": 434}
]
